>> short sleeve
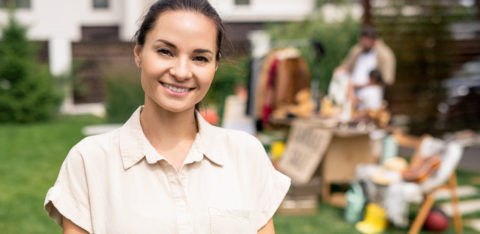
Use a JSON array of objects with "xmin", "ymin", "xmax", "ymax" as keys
[
  {"xmin": 44, "ymin": 147, "xmax": 92, "ymax": 233},
  {"xmin": 248, "ymin": 137, "xmax": 291, "ymax": 230}
]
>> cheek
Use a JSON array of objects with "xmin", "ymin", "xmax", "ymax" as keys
[
  {"xmin": 140, "ymin": 72, "xmax": 151, "ymax": 95},
  {"xmin": 140, "ymin": 63, "xmax": 162, "ymax": 94},
  {"xmin": 141, "ymin": 52, "xmax": 172, "ymax": 75},
  {"xmin": 198, "ymin": 67, "xmax": 216, "ymax": 88}
]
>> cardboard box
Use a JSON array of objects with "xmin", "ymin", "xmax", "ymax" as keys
[{"xmin": 277, "ymin": 119, "xmax": 332, "ymax": 184}]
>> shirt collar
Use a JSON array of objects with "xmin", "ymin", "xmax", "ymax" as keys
[
  {"xmin": 194, "ymin": 111, "xmax": 225, "ymax": 166},
  {"xmin": 119, "ymin": 106, "xmax": 225, "ymax": 170}
]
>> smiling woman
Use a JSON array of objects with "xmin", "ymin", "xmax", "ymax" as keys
[
  {"xmin": 43, "ymin": 1, "xmax": 291, "ymax": 234},
  {"xmin": 134, "ymin": 10, "xmax": 218, "ymax": 114}
]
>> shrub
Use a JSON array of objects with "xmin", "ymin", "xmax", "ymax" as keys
[
  {"xmin": 0, "ymin": 15, "xmax": 61, "ymax": 123},
  {"xmin": 104, "ymin": 71, "xmax": 144, "ymax": 123},
  {"xmin": 205, "ymin": 56, "xmax": 248, "ymax": 118}
]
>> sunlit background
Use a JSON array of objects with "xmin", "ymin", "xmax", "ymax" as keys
[{"xmin": 1, "ymin": 0, "xmax": 479, "ymax": 233}]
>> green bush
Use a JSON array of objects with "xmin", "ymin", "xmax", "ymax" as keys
[
  {"xmin": 205, "ymin": 56, "xmax": 248, "ymax": 118},
  {"xmin": 0, "ymin": 15, "xmax": 62, "ymax": 123},
  {"xmin": 104, "ymin": 72, "xmax": 144, "ymax": 123}
]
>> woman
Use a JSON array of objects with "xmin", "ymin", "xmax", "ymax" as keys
[{"xmin": 44, "ymin": 0, "xmax": 291, "ymax": 233}]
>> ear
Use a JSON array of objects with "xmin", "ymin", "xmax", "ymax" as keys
[
  {"xmin": 134, "ymin": 44, "xmax": 143, "ymax": 68},
  {"xmin": 215, "ymin": 61, "xmax": 219, "ymax": 71}
]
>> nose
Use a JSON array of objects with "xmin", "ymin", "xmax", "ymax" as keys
[{"xmin": 169, "ymin": 56, "xmax": 192, "ymax": 81}]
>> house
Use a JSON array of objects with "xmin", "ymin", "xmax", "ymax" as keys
[{"xmin": 0, "ymin": 0, "xmax": 314, "ymax": 113}]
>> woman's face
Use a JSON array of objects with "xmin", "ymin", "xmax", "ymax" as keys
[{"xmin": 134, "ymin": 10, "xmax": 218, "ymax": 113}]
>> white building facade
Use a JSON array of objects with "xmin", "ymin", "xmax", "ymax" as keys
[{"xmin": 0, "ymin": 0, "xmax": 314, "ymax": 76}]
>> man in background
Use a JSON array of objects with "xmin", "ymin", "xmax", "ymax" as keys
[{"xmin": 335, "ymin": 24, "xmax": 396, "ymax": 89}]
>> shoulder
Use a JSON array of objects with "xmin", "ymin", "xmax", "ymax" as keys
[
  {"xmin": 350, "ymin": 43, "xmax": 363, "ymax": 55},
  {"xmin": 69, "ymin": 128, "xmax": 120, "ymax": 163},
  {"xmin": 221, "ymin": 128, "xmax": 271, "ymax": 172},
  {"xmin": 376, "ymin": 40, "xmax": 394, "ymax": 57},
  {"xmin": 217, "ymin": 126, "xmax": 264, "ymax": 152},
  {"xmin": 343, "ymin": 43, "xmax": 363, "ymax": 66},
  {"xmin": 203, "ymin": 125, "xmax": 267, "ymax": 164}
]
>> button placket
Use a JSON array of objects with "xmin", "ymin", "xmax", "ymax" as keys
[{"xmin": 164, "ymin": 164, "xmax": 193, "ymax": 234}]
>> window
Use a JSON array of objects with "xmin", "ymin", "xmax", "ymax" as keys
[
  {"xmin": 0, "ymin": 0, "xmax": 31, "ymax": 9},
  {"xmin": 93, "ymin": 0, "xmax": 108, "ymax": 9},
  {"xmin": 235, "ymin": 0, "xmax": 250, "ymax": 6}
]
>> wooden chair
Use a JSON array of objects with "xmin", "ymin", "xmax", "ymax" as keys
[{"xmin": 393, "ymin": 131, "xmax": 463, "ymax": 234}]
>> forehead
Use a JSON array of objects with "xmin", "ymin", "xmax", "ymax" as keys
[{"xmin": 146, "ymin": 10, "xmax": 217, "ymax": 49}]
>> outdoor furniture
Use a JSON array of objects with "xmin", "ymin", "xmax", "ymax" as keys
[{"xmin": 393, "ymin": 131, "xmax": 463, "ymax": 234}]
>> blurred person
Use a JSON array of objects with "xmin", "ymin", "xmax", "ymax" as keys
[
  {"xmin": 335, "ymin": 24, "xmax": 396, "ymax": 88},
  {"xmin": 353, "ymin": 69, "xmax": 384, "ymax": 111},
  {"xmin": 44, "ymin": 1, "xmax": 290, "ymax": 233}
]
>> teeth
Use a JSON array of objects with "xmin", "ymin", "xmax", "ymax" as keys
[{"xmin": 164, "ymin": 83, "xmax": 189, "ymax": 93}]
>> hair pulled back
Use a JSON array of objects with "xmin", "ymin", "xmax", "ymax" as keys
[{"xmin": 135, "ymin": 0, "xmax": 225, "ymax": 61}]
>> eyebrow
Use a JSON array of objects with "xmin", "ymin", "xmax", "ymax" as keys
[
  {"xmin": 156, "ymin": 39, "xmax": 214, "ymax": 55},
  {"xmin": 193, "ymin": 48, "xmax": 214, "ymax": 55}
]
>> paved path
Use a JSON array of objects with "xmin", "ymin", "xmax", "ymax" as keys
[
  {"xmin": 458, "ymin": 145, "xmax": 480, "ymax": 173},
  {"xmin": 465, "ymin": 219, "xmax": 480, "ymax": 232}
]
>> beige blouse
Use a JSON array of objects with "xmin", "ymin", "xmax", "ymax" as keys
[{"xmin": 44, "ymin": 107, "xmax": 291, "ymax": 234}]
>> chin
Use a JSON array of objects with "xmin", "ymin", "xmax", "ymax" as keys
[
  {"xmin": 145, "ymin": 92, "xmax": 202, "ymax": 114},
  {"xmin": 155, "ymin": 100, "xmax": 197, "ymax": 114}
]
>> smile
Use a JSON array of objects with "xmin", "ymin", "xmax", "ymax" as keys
[{"xmin": 159, "ymin": 82, "xmax": 194, "ymax": 94}]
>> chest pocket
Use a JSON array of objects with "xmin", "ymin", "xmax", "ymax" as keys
[{"xmin": 208, "ymin": 207, "xmax": 255, "ymax": 234}]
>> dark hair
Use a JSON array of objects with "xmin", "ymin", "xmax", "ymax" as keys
[
  {"xmin": 369, "ymin": 69, "xmax": 384, "ymax": 86},
  {"xmin": 134, "ymin": 0, "xmax": 225, "ymax": 61},
  {"xmin": 360, "ymin": 24, "xmax": 378, "ymax": 39}
]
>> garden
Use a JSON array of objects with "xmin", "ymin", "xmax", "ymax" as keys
[{"xmin": 1, "ymin": 1, "xmax": 480, "ymax": 233}]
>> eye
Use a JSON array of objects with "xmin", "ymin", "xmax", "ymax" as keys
[
  {"xmin": 193, "ymin": 56, "xmax": 209, "ymax": 63},
  {"xmin": 157, "ymin": 48, "xmax": 173, "ymax": 56}
]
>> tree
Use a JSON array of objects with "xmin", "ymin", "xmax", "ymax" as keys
[{"xmin": 0, "ymin": 13, "xmax": 61, "ymax": 122}]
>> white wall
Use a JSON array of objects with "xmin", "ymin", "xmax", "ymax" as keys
[
  {"xmin": 211, "ymin": 0, "xmax": 315, "ymax": 22},
  {"xmin": 0, "ymin": 0, "xmax": 124, "ymax": 42},
  {"xmin": 0, "ymin": 0, "xmax": 131, "ymax": 75},
  {"xmin": 0, "ymin": 0, "xmax": 315, "ymax": 42},
  {"xmin": 0, "ymin": 0, "xmax": 315, "ymax": 76}
]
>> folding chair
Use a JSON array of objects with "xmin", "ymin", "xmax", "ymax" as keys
[{"xmin": 393, "ymin": 131, "xmax": 463, "ymax": 234}]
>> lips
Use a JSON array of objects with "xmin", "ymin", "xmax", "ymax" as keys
[{"xmin": 159, "ymin": 81, "xmax": 194, "ymax": 94}]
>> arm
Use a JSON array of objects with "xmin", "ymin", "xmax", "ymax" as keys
[
  {"xmin": 381, "ymin": 49, "xmax": 396, "ymax": 85},
  {"xmin": 378, "ymin": 41, "xmax": 396, "ymax": 85},
  {"xmin": 258, "ymin": 218, "xmax": 275, "ymax": 234},
  {"xmin": 333, "ymin": 64, "xmax": 348, "ymax": 75},
  {"xmin": 335, "ymin": 43, "xmax": 361, "ymax": 75},
  {"xmin": 62, "ymin": 216, "xmax": 88, "ymax": 234}
]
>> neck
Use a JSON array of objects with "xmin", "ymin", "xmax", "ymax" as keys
[{"xmin": 140, "ymin": 99, "xmax": 197, "ymax": 150}]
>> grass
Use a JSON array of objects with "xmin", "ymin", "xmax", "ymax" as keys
[
  {"xmin": 0, "ymin": 115, "xmax": 479, "ymax": 233},
  {"xmin": 0, "ymin": 115, "xmax": 104, "ymax": 234},
  {"xmin": 274, "ymin": 168, "xmax": 480, "ymax": 234},
  {"xmin": 274, "ymin": 203, "xmax": 360, "ymax": 234}
]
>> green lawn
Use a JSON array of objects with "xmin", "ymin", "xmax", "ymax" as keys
[
  {"xmin": 0, "ymin": 115, "xmax": 479, "ymax": 233},
  {"xmin": 0, "ymin": 115, "xmax": 105, "ymax": 233}
]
